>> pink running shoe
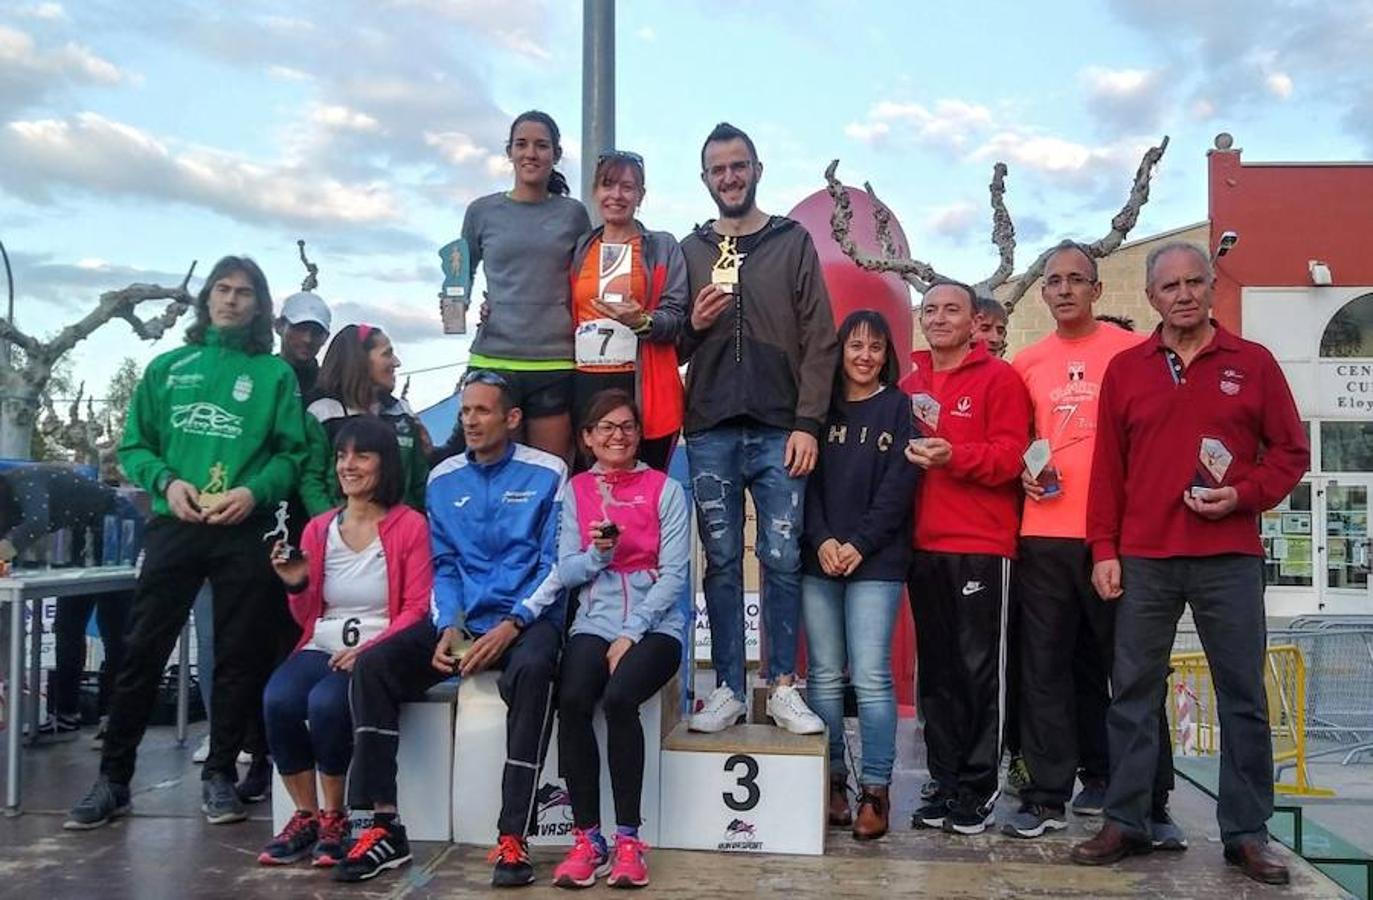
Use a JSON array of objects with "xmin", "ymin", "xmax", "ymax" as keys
[
  {"xmin": 607, "ymin": 834, "xmax": 650, "ymax": 889},
  {"xmin": 552, "ymin": 828, "xmax": 610, "ymax": 889}
]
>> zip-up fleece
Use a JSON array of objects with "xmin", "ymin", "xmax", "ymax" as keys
[
  {"xmin": 558, "ymin": 464, "xmax": 689, "ymax": 643},
  {"xmin": 898, "ymin": 342, "xmax": 1032, "ymax": 558},
  {"xmin": 570, "ymin": 223, "xmax": 689, "ymax": 440},
  {"xmin": 304, "ymin": 395, "xmax": 430, "ymax": 511},
  {"xmin": 426, "ymin": 442, "xmax": 567, "ymax": 636},
  {"xmin": 119, "ymin": 326, "xmax": 309, "ymax": 517},
  {"xmin": 679, "ymin": 217, "xmax": 838, "ymax": 437},
  {"xmin": 286, "ymin": 504, "xmax": 434, "ymax": 653}
]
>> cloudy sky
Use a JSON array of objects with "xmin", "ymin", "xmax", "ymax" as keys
[{"xmin": 3, "ymin": 0, "xmax": 1372, "ymax": 413}]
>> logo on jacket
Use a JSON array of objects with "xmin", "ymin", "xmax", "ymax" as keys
[
  {"xmin": 454, "ymin": 496, "xmax": 471, "ymax": 508},
  {"xmin": 166, "ymin": 373, "xmax": 204, "ymax": 390},
  {"xmin": 170, "ymin": 402, "xmax": 244, "ymax": 439},
  {"xmin": 232, "ymin": 374, "xmax": 253, "ymax": 403},
  {"xmin": 961, "ymin": 580, "xmax": 984, "ymax": 596},
  {"xmin": 951, "ymin": 395, "xmax": 974, "ymax": 418},
  {"xmin": 503, "ymin": 490, "xmax": 535, "ymax": 504},
  {"xmin": 718, "ymin": 818, "xmax": 763, "ymax": 851},
  {"xmin": 1220, "ymin": 380, "xmax": 1241, "ymax": 396},
  {"xmin": 1068, "ymin": 361, "xmax": 1086, "ymax": 382}
]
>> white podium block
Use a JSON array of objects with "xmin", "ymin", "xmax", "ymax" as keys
[
  {"xmin": 271, "ymin": 680, "xmax": 458, "ymax": 842},
  {"xmin": 451, "ymin": 671, "xmax": 678, "ymax": 847},
  {"xmin": 658, "ymin": 722, "xmax": 826, "ymax": 856}
]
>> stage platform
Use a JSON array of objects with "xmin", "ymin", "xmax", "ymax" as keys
[{"xmin": 0, "ymin": 719, "xmax": 1346, "ymax": 899}]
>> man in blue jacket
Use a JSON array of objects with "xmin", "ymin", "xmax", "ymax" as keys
[{"xmin": 335, "ymin": 370, "xmax": 566, "ymax": 887}]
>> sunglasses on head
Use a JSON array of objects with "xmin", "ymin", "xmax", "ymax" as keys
[
  {"xmin": 460, "ymin": 369, "xmax": 511, "ymax": 389},
  {"xmin": 597, "ymin": 149, "xmax": 645, "ymax": 167}
]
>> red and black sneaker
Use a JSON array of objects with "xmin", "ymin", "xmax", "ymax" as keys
[
  {"xmin": 332, "ymin": 821, "xmax": 411, "ymax": 883},
  {"xmin": 257, "ymin": 810, "xmax": 318, "ymax": 865},
  {"xmin": 488, "ymin": 833, "xmax": 535, "ymax": 887},
  {"xmin": 312, "ymin": 809, "xmax": 349, "ymax": 867}
]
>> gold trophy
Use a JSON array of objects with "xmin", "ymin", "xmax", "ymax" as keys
[
  {"xmin": 198, "ymin": 462, "xmax": 230, "ymax": 511},
  {"xmin": 711, "ymin": 235, "xmax": 742, "ymax": 294}
]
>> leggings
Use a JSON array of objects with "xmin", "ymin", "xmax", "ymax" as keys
[{"xmin": 556, "ymin": 632, "xmax": 680, "ymax": 828}]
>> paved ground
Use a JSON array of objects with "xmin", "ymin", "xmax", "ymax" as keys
[{"xmin": 0, "ymin": 719, "xmax": 1349, "ymax": 899}]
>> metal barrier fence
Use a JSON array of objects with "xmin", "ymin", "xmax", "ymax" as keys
[
  {"xmin": 1168, "ymin": 645, "xmax": 1333, "ymax": 796},
  {"xmin": 1172, "ymin": 620, "xmax": 1373, "ymax": 767}
]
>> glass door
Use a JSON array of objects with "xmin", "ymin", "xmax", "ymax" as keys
[{"xmin": 1320, "ymin": 477, "xmax": 1373, "ymax": 608}]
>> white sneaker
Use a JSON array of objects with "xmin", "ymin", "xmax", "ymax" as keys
[
  {"xmin": 766, "ymin": 684, "xmax": 824, "ymax": 735},
  {"xmin": 689, "ymin": 685, "xmax": 746, "ymax": 733},
  {"xmin": 192, "ymin": 735, "xmax": 210, "ymax": 764}
]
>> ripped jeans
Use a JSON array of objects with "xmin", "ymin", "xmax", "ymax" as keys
[{"xmin": 686, "ymin": 424, "xmax": 805, "ymax": 701}]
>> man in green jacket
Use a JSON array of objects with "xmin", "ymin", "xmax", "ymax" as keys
[{"xmin": 66, "ymin": 255, "xmax": 310, "ymax": 830}]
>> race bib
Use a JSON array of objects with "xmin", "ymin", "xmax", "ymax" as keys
[
  {"xmin": 312, "ymin": 613, "xmax": 387, "ymax": 653},
  {"xmin": 575, "ymin": 317, "xmax": 638, "ymax": 367}
]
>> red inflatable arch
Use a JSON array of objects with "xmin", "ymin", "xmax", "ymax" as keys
[{"xmin": 787, "ymin": 188, "xmax": 919, "ymax": 712}]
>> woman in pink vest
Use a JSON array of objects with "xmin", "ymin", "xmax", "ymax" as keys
[
  {"xmin": 551, "ymin": 390, "xmax": 689, "ymax": 890},
  {"xmin": 257, "ymin": 416, "xmax": 433, "ymax": 869}
]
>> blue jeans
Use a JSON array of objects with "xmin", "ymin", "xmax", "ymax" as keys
[
  {"xmin": 263, "ymin": 650, "xmax": 352, "ymax": 776},
  {"xmin": 801, "ymin": 576, "xmax": 902, "ymax": 785},
  {"xmin": 687, "ymin": 424, "xmax": 805, "ymax": 700}
]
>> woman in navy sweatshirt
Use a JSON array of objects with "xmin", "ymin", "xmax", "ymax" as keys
[{"xmin": 801, "ymin": 309, "xmax": 920, "ymax": 841}]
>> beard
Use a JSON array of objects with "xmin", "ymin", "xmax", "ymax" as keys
[{"xmin": 710, "ymin": 178, "xmax": 758, "ymax": 219}]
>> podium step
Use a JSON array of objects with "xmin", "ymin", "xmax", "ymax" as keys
[{"xmin": 664, "ymin": 722, "xmax": 826, "ymax": 756}]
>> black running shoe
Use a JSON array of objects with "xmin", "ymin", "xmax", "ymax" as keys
[
  {"xmin": 64, "ymin": 774, "xmax": 131, "ymax": 830},
  {"xmin": 258, "ymin": 810, "xmax": 318, "ymax": 865},
  {"xmin": 911, "ymin": 795, "xmax": 951, "ymax": 830},
  {"xmin": 489, "ymin": 833, "xmax": 535, "ymax": 887},
  {"xmin": 236, "ymin": 755, "xmax": 272, "ymax": 803},
  {"xmin": 943, "ymin": 794, "xmax": 997, "ymax": 835},
  {"xmin": 201, "ymin": 771, "xmax": 247, "ymax": 824},
  {"xmin": 333, "ymin": 822, "xmax": 412, "ymax": 883}
]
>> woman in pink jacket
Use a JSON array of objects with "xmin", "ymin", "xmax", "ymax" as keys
[{"xmin": 256, "ymin": 416, "xmax": 433, "ymax": 868}]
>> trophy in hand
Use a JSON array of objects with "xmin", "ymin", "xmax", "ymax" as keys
[
  {"xmin": 1191, "ymin": 436, "xmax": 1234, "ymax": 499},
  {"xmin": 711, "ymin": 235, "xmax": 742, "ymax": 294},
  {"xmin": 1023, "ymin": 439, "xmax": 1062, "ymax": 499},
  {"xmin": 438, "ymin": 238, "xmax": 472, "ymax": 334},
  {"xmin": 263, "ymin": 500, "xmax": 300, "ymax": 562},
  {"xmin": 198, "ymin": 462, "xmax": 230, "ymax": 511}
]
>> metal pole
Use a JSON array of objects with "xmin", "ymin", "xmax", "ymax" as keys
[
  {"xmin": 5, "ymin": 596, "xmax": 23, "ymax": 812},
  {"xmin": 176, "ymin": 621, "xmax": 189, "ymax": 744},
  {"xmin": 580, "ymin": 0, "xmax": 615, "ymax": 223}
]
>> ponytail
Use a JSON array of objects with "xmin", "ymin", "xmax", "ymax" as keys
[{"xmin": 547, "ymin": 169, "xmax": 570, "ymax": 196}]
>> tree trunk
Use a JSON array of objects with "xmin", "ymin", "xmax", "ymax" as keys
[{"xmin": 0, "ymin": 384, "xmax": 35, "ymax": 459}]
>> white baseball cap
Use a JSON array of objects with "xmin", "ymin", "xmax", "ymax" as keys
[{"xmin": 279, "ymin": 291, "xmax": 332, "ymax": 331}]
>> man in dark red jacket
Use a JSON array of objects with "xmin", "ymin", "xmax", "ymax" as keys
[
  {"xmin": 900, "ymin": 279, "xmax": 1031, "ymax": 836},
  {"xmin": 1072, "ymin": 242, "xmax": 1308, "ymax": 885}
]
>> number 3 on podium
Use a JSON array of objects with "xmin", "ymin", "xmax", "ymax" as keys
[{"xmin": 722, "ymin": 754, "xmax": 759, "ymax": 812}]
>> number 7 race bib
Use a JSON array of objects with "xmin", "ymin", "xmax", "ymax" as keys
[
  {"xmin": 575, "ymin": 318, "xmax": 638, "ymax": 367},
  {"xmin": 312, "ymin": 613, "xmax": 387, "ymax": 654}
]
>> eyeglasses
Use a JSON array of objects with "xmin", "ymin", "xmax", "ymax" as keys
[
  {"xmin": 597, "ymin": 149, "xmax": 644, "ymax": 167},
  {"xmin": 460, "ymin": 369, "xmax": 510, "ymax": 389},
  {"xmin": 1043, "ymin": 274, "xmax": 1097, "ymax": 289},
  {"xmin": 592, "ymin": 420, "xmax": 639, "ymax": 438}
]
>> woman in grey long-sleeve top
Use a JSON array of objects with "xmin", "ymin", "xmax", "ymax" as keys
[{"xmin": 457, "ymin": 110, "xmax": 591, "ymax": 464}]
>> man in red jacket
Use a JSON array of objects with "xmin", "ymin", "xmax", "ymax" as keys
[
  {"xmin": 900, "ymin": 279, "xmax": 1031, "ymax": 836},
  {"xmin": 1071, "ymin": 242, "xmax": 1308, "ymax": 885}
]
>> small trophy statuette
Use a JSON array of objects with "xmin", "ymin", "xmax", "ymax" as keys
[
  {"xmin": 197, "ymin": 462, "xmax": 230, "ymax": 511},
  {"xmin": 910, "ymin": 392, "xmax": 941, "ymax": 436},
  {"xmin": 438, "ymin": 238, "xmax": 472, "ymax": 335},
  {"xmin": 263, "ymin": 500, "xmax": 300, "ymax": 561},
  {"xmin": 711, "ymin": 235, "xmax": 742, "ymax": 294},
  {"xmin": 1191, "ymin": 436, "xmax": 1234, "ymax": 498}
]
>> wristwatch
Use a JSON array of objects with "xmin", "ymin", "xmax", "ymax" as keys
[
  {"xmin": 154, "ymin": 470, "xmax": 177, "ymax": 495},
  {"xmin": 502, "ymin": 614, "xmax": 526, "ymax": 632}
]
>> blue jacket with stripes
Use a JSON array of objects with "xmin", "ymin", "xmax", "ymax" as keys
[{"xmin": 426, "ymin": 441, "xmax": 567, "ymax": 636}]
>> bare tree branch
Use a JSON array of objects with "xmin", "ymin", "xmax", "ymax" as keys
[
  {"xmin": 46, "ymin": 261, "xmax": 197, "ymax": 359},
  {"xmin": 997, "ymin": 136, "xmax": 1169, "ymax": 314},
  {"xmin": 826, "ymin": 160, "xmax": 941, "ymax": 293},
  {"xmin": 825, "ymin": 137, "xmax": 1170, "ymax": 315},
  {"xmin": 298, "ymin": 239, "xmax": 319, "ymax": 292},
  {"xmin": 974, "ymin": 163, "xmax": 1015, "ymax": 295},
  {"xmin": 0, "ymin": 318, "xmax": 43, "ymax": 357}
]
